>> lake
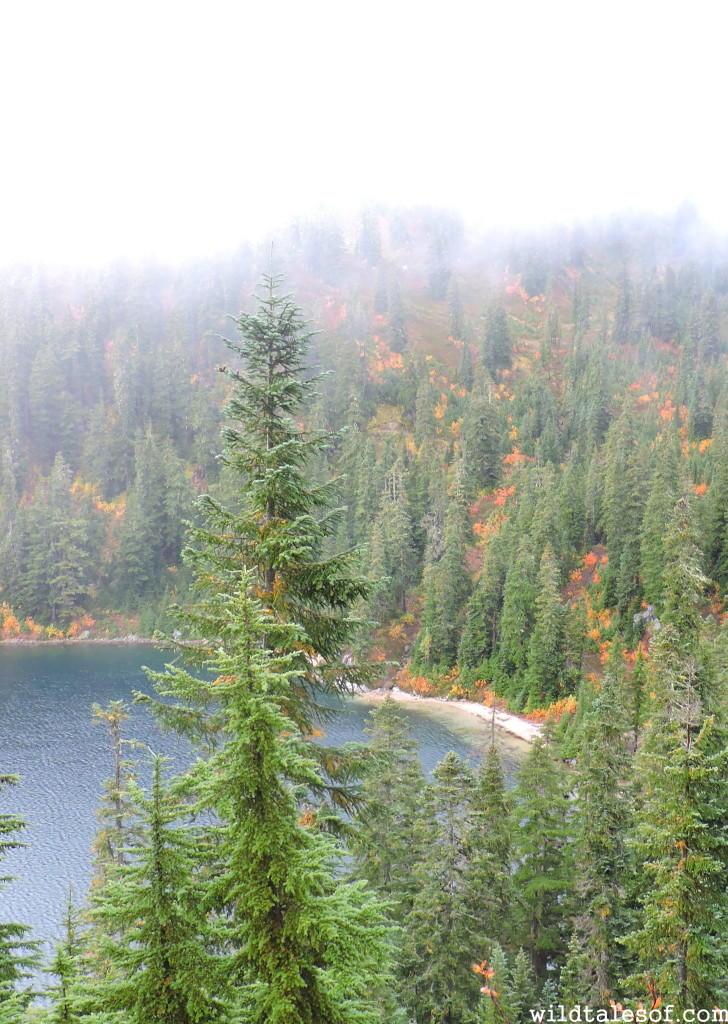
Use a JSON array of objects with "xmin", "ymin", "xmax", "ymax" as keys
[{"xmin": 0, "ymin": 643, "xmax": 527, "ymax": 955}]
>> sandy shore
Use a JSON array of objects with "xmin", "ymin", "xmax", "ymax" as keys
[
  {"xmin": 356, "ymin": 686, "xmax": 541, "ymax": 744},
  {"xmin": 0, "ymin": 636, "xmax": 157, "ymax": 646}
]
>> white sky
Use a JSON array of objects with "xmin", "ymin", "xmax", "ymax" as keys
[{"xmin": 0, "ymin": 0, "xmax": 725, "ymax": 266}]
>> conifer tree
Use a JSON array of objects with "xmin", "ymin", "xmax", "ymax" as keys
[
  {"xmin": 458, "ymin": 523, "xmax": 511, "ymax": 671},
  {"xmin": 0, "ymin": 445, "xmax": 24, "ymax": 610},
  {"xmin": 481, "ymin": 305, "xmax": 512, "ymax": 374},
  {"xmin": 90, "ymin": 701, "xmax": 141, "ymax": 875},
  {"xmin": 568, "ymin": 655, "xmax": 633, "ymax": 1004},
  {"xmin": 0, "ymin": 774, "xmax": 37, "ymax": 1015},
  {"xmin": 447, "ymin": 279, "xmax": 464, "ymax": 341},
  {"xmin": 148, "ymin": 583, "xmax": 393, "ymax": 1024},
  {"xmin": 624, "ymin": 495, "xmax": 728, "ymax": 1010},
  {"xmin": 706, "ymin": 395, "xmax": 728, "ymax": 591},
  {"xmin": 21, "ymin": 454, "xmax": 93, "ymax": 625},
  {"xmin": 365, "ymin": 461, "xmax": 418, "ymax": 621},
  {"xmin": 135, "ymin": 276, "xmax": 394, "ymax": 1021},
  {"xmin": 558, "ymin": 454, "xmax": 587, "ymax": 554},
  {"xmin": 76, "ymin": 757, "xmax": 233, "ymax": 1024},
  {"xmin": 42, "ymin": 889, "xmax": 90, "ymax": 1024},
  {"xmin": 168, "ymin": 273, "xmax": 374, "ymax": 738},
  {"xmin": 511, "ymin": 721, "xmax": 573, "ymax": 981},
  {"xmin": 353, "ymin": 697, "xmax": 426, "ymax": 921},
  {"xmin": 388, "ymin": 278, "xmax": 407, "ymax": 353},
  {"xmin": 419, "ymin": 464, "xmax": 472, "ymax": 668},
  {"xmin": 509, "ymin": 949, "xmax": 539, "ymax": 1024},
  {"xmin": 467, "ymin": 745, "xmax": 515, "ymax": 948},
  {"xmin": 639, "ymin": 433, "xmax": 679, "ymax": 607},
  {"xmin": 462, "ymin": 369, "xmax": 501, "ymax": 496},
  {"xmin": 525, "ymin": 545, "xmax": 566, "ymax": 705},
  {"xmin": 401, "ymin": 752, "xmax": 484, "ymax": 1024},
  {"xmin": 497, "ymin": 535, "xmax": 537, "ymax": 687},
  {"xmin": 474, "ymin": 943, "xmax": 511, "ymax": 1024}
]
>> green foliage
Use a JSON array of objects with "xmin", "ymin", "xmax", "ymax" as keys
[
  {"xmin": 570, "ymin": 656, "xmax": 634, "ymax": 1003},
  {"xmin": 0, "ymin": 774, "xmax": 38, "ymax": 1012},
  {"xmin": 401, "ymin": 752, "xmax": 485, "ymax": 1024},
  {"xmin": 418, "ymin": 462, "xmax": 471, "ymax": 668},
  {"xmin": 525, "ymin": 545, "xmax": 566, "ymax": 705},
  {"xmin": 511, "ymin": 721, "xmax": 573, "ymax": 981},
  {"xmin": 624, "ymin": 496, "xmax": 728, "ymax": 1010},
  {"xmin": 78, "ymin": 757, "xmax": 233, "ymax": 1023},
  {"xmin": 481, "ymin": 305, "xmax": 512, "ymax": 374},
  {"xmin": 192, "ymin": 274, "xmax": 373, "ymax": 696},
  {"xmin": 150, "ymin": 583, "xmax": 393, "ymax": 1024},
  {"xmin": 353, "ymin": 697, "xmax": 426, "ymax": 922}
]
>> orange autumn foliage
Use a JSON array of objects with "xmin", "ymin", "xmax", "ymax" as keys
[{"xmin": 525, "ymin": 694, "xmax": 577, "ymax": 723}]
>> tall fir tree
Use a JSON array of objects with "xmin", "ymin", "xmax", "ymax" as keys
[
  {"xmin": 401, "ymin": 752, "xmax": 485, "ymax": 1024},
  {"xmin": 173, "ymin": 273, "xmax": 374, "ymax": 739},
  {"xmin": 353, "ymin": 697, "xmax": 426, "ymax": 922},
  {"xmin": 525, "ymin": 545, "xmax": 566, "ymax": 706},
  {"xmin": 567, "ymin": 655, "xmax": 633, "ymax": 1004},
  {"xmin": 511, "ymin": 721, "xmax": 573, "ymax": 982},
  {"xmin": 0, "ymin": 773, "xmax": 37, "ymax": 1015},
  {"xmin": 625, "ymin": 495, "xmax": 728, "ymax": 1010},
  {"xmin": 146, "ymin": 583, "xmax": 393, "ymax": 1024},
  {"xmin": 466, "ymin": 745, "xmax": 515, "ymax": 950},
  {"xmin": 75, "ymin": 757, "xmax": 234, "ymax": 1024}
]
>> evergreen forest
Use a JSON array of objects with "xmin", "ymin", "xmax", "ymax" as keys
[{"xmin": 2, "ymin": 206, "xmax": 728, "ymax": 1019}]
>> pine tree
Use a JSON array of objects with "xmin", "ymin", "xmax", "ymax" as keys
[
  {"xmin": 481, "ymin": 306, "xmax": 512, "ymax": 374},
  {"xmin": 706, "ymin": 395, "xmax": 728, "ymax": 592},
  {"xmin": 21, "ymin": 455, "xmax": 93, "ymax": 625},
  {"xmin": 467, "ymin": 745, "xmax": 515, "ymax": 948},
  {"xmin": 0, "ymin": 444, "xmax": 24, "ymax": 610},
  {"xmin": 497, "ymin": 535, "xmax": 537, "ymax": 686},
  {"xmin": 624, "ymin": 495, "xmax": 728, "ymax": 1010},
  {"xmin": 42, "ymin": 889, "xmax": 89, "ymax": 1024},
  {"xmin": 134, "ymin": 276, "xmax": 395, "ymax": 1021},
  {"xmin": 366, "ymin": 461, "xmax": 418, "ymax": 622},
  {"xmin": 511, "ymin": 721, "xmax": 573, "ymax": 981},
  {"xmin": 171, "ymin": 273, "xmax": 374, "ymax": 737},
  {"xmin": 458, "ymin": 527, "xmax": 510, "ymax": 671},
  {"xmin": 462, "ymin": 369, "xmax": 501, "ymax": 496},
  {"xmin": 640, "ymin": 433, "xmax": 679, "ymax": 607},
  {"xmin": 525, "ymin": 545, "xmax": 566, "ymax": 705},
  {"xmin": 401, "ymin": 752, "xmax": 484, "ymax": 1024},
  {"xmin": 77, "ymin": 757, "xmax": 234, "ymax": 1024},
  {"xmin": 569, "ymin": 656, "xmax": 633, "ymax": 1004},
  {"xmin": 427, "ymin": 230, "xmax": 451, "ymax": 300},
  {"xmin": 90, "ymin": 701, "xmax": 141, "ymax": 876},
  {"xmin": 474, "ymin": 943, "xmax": 512, "ymax": 1024},
  {"xmin": 353, "ymin": 697, "xmax": 426, "ymax": 921},
  {"xmin": 388, "ymin": 278, "xmax": 407, "ymax": 353},
  {"xmin": 0, "ymin": 773, "xmax": 37, "ymax": 1014},
  {"xmin": 509, "ymin": 949, "xmax": 539, "ymax": 1024},
  {"xmin": 149, "ymin": 584, "xmax": 393, "ymax": 1024},
  {"xmin": 419, "ymin": 462, "xmax": 472, "ymax": 667}
]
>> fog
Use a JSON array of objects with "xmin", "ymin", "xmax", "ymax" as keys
[{"xmin": 1, "ymin": 0, "xmax": 724, "ymax": 265}]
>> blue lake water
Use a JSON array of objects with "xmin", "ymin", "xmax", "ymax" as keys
[{"xmin": 0, "ymin": 643, "xmax": 526, "ymax": 956}]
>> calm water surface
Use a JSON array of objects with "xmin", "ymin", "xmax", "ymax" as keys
[{"xmin": 0, "ymin": 644, "xmax": 526, "ymax": 954}]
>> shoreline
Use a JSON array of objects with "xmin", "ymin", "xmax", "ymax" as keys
[
  {"xmin": 0, "ymin": 642, "xmax": 541, "ymax": 744},
  {"xmin": 0, "ymin": 635, "xmax": 158, "ymax": 647},
  {"xmin": 356, "ymin": 686, "xmax": 541, "ymax": 744}
]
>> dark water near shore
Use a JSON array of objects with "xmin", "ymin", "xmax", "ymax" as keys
[{"xmin": 0, "ymin": 644, "xmax": 526, "ymax": 954}]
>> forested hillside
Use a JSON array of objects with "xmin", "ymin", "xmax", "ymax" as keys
[
  {"xmin": 1, "ymin": 206, "xmax": 728, "ymax": 718},
  {"xmin": 2, "ymin": 218, "xmax": 728, "ymax": 1018}
]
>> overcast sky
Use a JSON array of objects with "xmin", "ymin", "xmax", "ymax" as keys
[{"xmin": 1, "ymin": 0, "xmax": 724, "ymax": 266}]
